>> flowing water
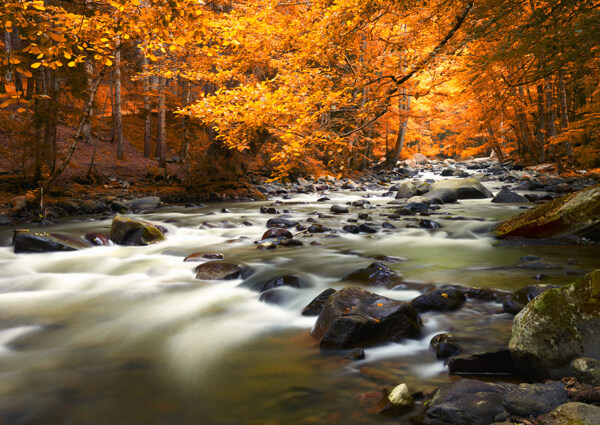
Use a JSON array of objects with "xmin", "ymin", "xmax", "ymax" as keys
[{"xmin": 0, "ymin": 177, "xmax": 599, "ymax": 425}]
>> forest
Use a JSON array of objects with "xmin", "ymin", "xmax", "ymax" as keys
[{"xmin": 1, "ymin": 0, "xmax": 599, "ymax": 205}]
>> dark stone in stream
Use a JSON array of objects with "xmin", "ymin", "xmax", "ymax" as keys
[
  {"xmin": 311, "ymin": 286, "xmax": 422, "ymax": 349},
  {"xmin": 410, "ymin": 288, "xmax": 466, "ymax": 312},
  {"xmin": 502, "ymin": 284, "xmax": 559, "ymax": 314},
  {"xmin": 84, "ymin": 232, "xmax": 110, "ymax": 246},
  {"xmin": 517, "ymin": 260, "xmax": 562, "ymax": 270},
  {"xmin": 279, "ymin": 238, "xmax": 303, "ymax": 247},
  {"xmin": 430, "ymin": 333, "xmax": 461, "ymax": 359},
  {"xmin": 330, "ymin": 204, "xmax": 349, "ymax": 214},
  {"xmin": 195, "ymin": 261, "xmax": 251, "ymax": 280},
  {"xmin": 342, "ymin": 224, "xmax": 360, "ymax": 234},
  {"xmin": 307, "ymin": 223, "xmax": 331, "ymax": 233},
  {"xmin": 419, "ymin": 219, "xmax": 441, "ymax": 229},
  {"xmin": 491, "ymin": 188, "xmax": 529, "ymax": 203},
  {"xmin": 13, "ymin": 230, "xmax": 91, "ymax": 253},
  {"xmin": 260, "ymin": 206, "xmax": 280, "ymax": 214},
  {"xmin": 345, "ymin": 348, "xmax": 365, "ymax": 360},
  {"xmin": 110, "ymin": 215, "xmax": 166, "ymax": 246},
  {"xmin": 266, "ymin": 218, "xmax": 299, "ymax": 228},
  {"xmin": 341, "ymin": 262, "xmax": 403, "ymax": 287},
  {"xmin": 0, "ymin": 214, "xmax": 13, "ymax": 225},
  {"xmin": 423, "ymin": 188, "xmax": 458, "ymax": 204},
  {"xmin": 184, "ymin": 252, "xmax": 224, "ymax": 261},
  {"xmin": 447, "ymin": 349, "xmax": 519, "ymax": 376},
  {"xmin": 359, "ymin": 223, "xmax": 377, "ymax": 233},
  {"xmin": 301, "ymin": 288, "xmax": 337, "ymax": 316},
  {"xmin": 251, "ymin": 275, "xmax": 307, "ymax": 292},
  {"xmin": 503, "ymin": 382, "xmax": 567, "ymax": 417},
  {"xmin": 123, "ymin": 196, "xmax": 161, "ymax": 210},
  {"xmin": 405, "ymin": 202, "xmax": 430, "ymax": 213},
  {"xmin": 462, "ymin": 286, "xmax": 505, "ymax": 302},
  {"xmin": 382, "ymin": 222, "xmax": 396, "ymax": 229},
  {"xmin": 261, "ymin": 228, "xmax": 293, "ymax": 240},
  {"xmin": 425, "ymin": 379, "xmax": 510, "ymax": 425}
]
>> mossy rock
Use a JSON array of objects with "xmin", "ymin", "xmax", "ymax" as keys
[
  {"xmin": 509, "ymin": 269, "xmax": 600, "ymax": 380},
  {"xmin": 13, "ymin": 229, "xmax": 91, "ymax": 253},
  {"xmin": 109, "ymin": 215, "xmax": 166, "ymax": 246},
  {"xmin": 494, "ymin": 184, "xmax": 600, "ymax": 240}
]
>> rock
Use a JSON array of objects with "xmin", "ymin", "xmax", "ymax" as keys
[
  {"xmin": 260, "ymin": 206, "xmax": 280, "ymax": 214},
  {"xmin": 491, "ymin": 188, "xmax": 529, "ymax": 203},
  {"xmin": 195, "ymin": 261, "xmax": 250, "ymax": 280},
  {"xmin": 13, "ymin": 230, "xmax": 91, "ymax": 253},
  {"xmin": 109, "ymin": 215, "xmax": 166, "ymax": 246},
  {"xmin": 503, "ymin": 382, "xmax": 567, "ymax": 417},
  {"xmin": 441, "ymin": 168, "xmax": 457, "ymax": 176},
  {"xmin": 311, "ymin": 287, "xmax": 421, "ymax": 349},
  {"xmin": 330, "ymin": 204, "xmax": 349, "ymax": 214},
  {"xmin": 80, "ymin": 199, "xmax": 99, "ymax": 213},
  {"xmin": 251, "ymin": 275, "xmax": 306, "ymax": 292},
  {"xmin": 307, "ymin": 223, "xmax": 331, "ymax": 233},
  {"xmin": 123, "ymin": 196, "xmax": 161, "ymax": 210},
  {"xmin": 344, "ymin": 348, "xmax": 365, "ymax": 360},
  {"xmin": 448, "ymin": 349, "xmax": 519, "ymax": 376},
  {"xmin": 571, "ymin": 357, "xmax": 600, "ymax": 387},
  {"xmin": 425, "ymin": 379, "xmax": 508, "ymax": 425},
  {"xmin": 342, "ymin": 224, "xmax": 360, "ymax": 234},
  {"xmin": 503, "ymin": 284, "xmax": 559, "ymax": 314},
  {"xmin": 0, "ymin": 214, "xmax": 12, "ymax": 225},
  {"xmin": 538, "ymin": 402, "xmax": 600, "ymax": 425},
  {"xmin": 266, "ymin": 218, "xmax": 299, "ymax": 228},
  {"xmin": 388, "ymin": 383, "xmax": 414, "ymax": 407},
  {"xmin": 509, "ymin": 269, "xmax": 600, "ymax": 379},
  {"xmin": 395, "ymin": 182, "xmax": 418, "ymax": 199},
  {"xmin": 411, "ymin": 288, "xmax": 466, "ymax": 312},
  {"xmin": 429, "ymin": 178, "xmax": 493, "ymax": 199},
  {"xmin": 84, "ymin": 232, "xmax": 110, "ymax": 246},
  {"xmin": 301, "ymin": 288, "xmax": 337, "ymax": 316},
  {"xmin": 411, "ymin": 153, "xmax": 428, "ymax": 164},
  {"xmin": 494, "ymin": 184, "xmax": 600, "ymax": 240},
  {"xmin": 261, "ymin": 228, "xmax": 293, "ymax": 240},
  {"xmin": 184, "ymin": 252, "xmax": 224, "ymax": 261},
  {"xmin": 341, "ymin": 262, "xmax": 403, "ymax": 287},
  {"xmin": 419, "ymin": 219, "xmax": 441, "ymax": 229},
  {"xmin": 430, "ymin": 333, "xmax": 461, "ymax": 359},
  {"xmin": 359, "ymin": 223, "xmax": 377, "ymax": 234},
  {"xmin": 423, "ymin": 188, "xmax": 458, "ymax": 204}
]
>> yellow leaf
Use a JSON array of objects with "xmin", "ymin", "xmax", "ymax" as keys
[
  {"xmin": 64, "ymin": 52, "xmax": 72, "ymax": 59},
  {"xmin": 169, "ymin": 45, "xmax": 177, "ymax": 52},
  {"xmin": 132, "ymin": 0, "xmax": 140, "ymax": 5},
  {"xmin": 17, "ymin": 108, "xmax": 29, "ymax": 113},
  {"xmin": 148, "ymin": 53, "xmax": 158, "ymax": 61},
  {"xmin": 36, "ymin": 53, "xmax": 44, "ymax": 59},
  {"xmin": 33, "ymin": 3, "xmax": 46, "ymax": 11},
  {"xmin": 21, "ymin": 70, "xmax": 33, "ymax": 78},
  {"xmin": 124, "ymin": 34, "xmax": 130, "ymax": 40},
  {"xmin": 68, "ymin": 61, "xmax": 76, "ymax": 67},
  {"xmin": 175, "ymin": 36, "xmax": 186, "ymax": 46},
  {"xmin": 31, "ymin": 62, "xmax": 42, "ymax": 69},
  {"xmin": 0, "ymin": 99, "xmax": 14, "ymax": 108},
  {"xmin": 105, "ymin": 58, "xmax": 113, "ymax": 66}
]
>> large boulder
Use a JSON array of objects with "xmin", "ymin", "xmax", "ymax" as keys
[
  {"xmin": 311, "ymin": 287, "xmax": 421, "ymax": 349},
  {"xmin": 109, "ymin": 215, "xmax": 165, "ymax": 245},
  {"xmin": 538, "ymin": 402, "xmax": 600, "ymax": 425},
  {"xmin": 13, "ymin": 230, "xmax": 91, "ymax": 253},
  {"xmin": 395, "ymin": 182, "xmax": 418, "ymax": 199},
  {"xmin": 195, "ymin": 261, "xmax": 249, "ymax": 280},
  {"xmin": 509, "ymin": 269, "xmax": 600, "ymax": 380},
  {"xmin": 341, "ymin": 262, "xmax": 403, "ymax": 287},
  {"xmin": 429, "ymin": 178, "xmax": 493, "ymax": 199},
  {"xmin": 494, "ymin": 184, "xmax": 600, "ymax": 240}
]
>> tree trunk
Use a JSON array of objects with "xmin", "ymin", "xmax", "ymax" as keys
[
  {"xmin": 558, "ymin": 69, "xmax": 573, "ymax": 167},
  {"xmin": 535, "ymin": 82, "xmax": 546, "ymax": 162},
  {"xmin": 487, "ymin": 127, "xmax": 504, "ymax": 161},
  {"xmin": 143, "ymin": 54, "xmax": 152, "ymax": 158},
  {"xmin": 544, "ymin": 75, "xmax": 560, "ymax": 169},
  {"xmin": 43, "ymin": 68, "xmax": 58, "ymax": 174},
  {"xmin": 113, "ymin": 38, "xmax": 124, "ymax": 160},
  {"xmin": 390, "ymin": 89, "xmax": 411, "ymax": 166},
  {"xmin": 81, "ymin": 58, "xmax": 94, "ymax": 144},
  {"xmin": 157, "ymin": 75, "xmax": 167, "ymax": 168},
  {"xmin": 515, "ymin": 86, "xmax": 538, "ymax": 162},
  {"xmin": 181, "ymin": 80, "xmax": 191, "ymax": 172}
]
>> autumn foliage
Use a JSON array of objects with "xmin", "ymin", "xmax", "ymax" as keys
[{"xmin": 1, "ymin": 0, "xmax": 599, "ymax": 187}]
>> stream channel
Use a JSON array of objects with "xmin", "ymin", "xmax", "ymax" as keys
[{"xmin": 0, "ymin": 172, "xmax": 599, "ymax": 425}]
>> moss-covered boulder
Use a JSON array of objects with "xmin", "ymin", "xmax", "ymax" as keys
[
  {"xmin": 509, "ymin": 269, "xmax": 600, "ymax": 380},
  {"xmin": 109, "ymin": 215, "xmax": 166, "ymax": 246},
  {"xmin": 429, "ymin": 178, "xmax": 493, "ymax": 199},
  {"xmin": 13, "ymin": 230, "xmax": 91, "ymax": 253},
  {"xmin": 494, "ymin": 184, "xmax": 600, "ymax": 240}
]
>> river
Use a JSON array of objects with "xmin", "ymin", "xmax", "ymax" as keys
[{"xmin": 0, "ymin": 174, "xmax": 598, "ymax": 424}]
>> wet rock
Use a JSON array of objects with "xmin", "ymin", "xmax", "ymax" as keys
[
  {"xmin": 462, "ymin": 286, "xmax": 504, "ymax": 302},
  {"xmin": 266, "ymin": 218, "xmax": 299, "ymax": 228},
  {"xmin": 448, "ymin": 349, "xmax": 519, "ymax": 376},
  {"xmin": 395, "ymin": 182, "xmax": 418, "ymax": 199},
  {"xmin": 342, "ymin": 224, "xmax": 360, "ymax": 234},
  {"xmin": 503, "ymin": 382, "xmax": 567, "ymax": 417},
  {"xmin": 359, "ymin": 223, "xmax": 377, "ymax": 234},
  {"xmin": 195, "ymin": 261, "xmax": 248, "ymax": 280},
  {"xmin": 571, "ymin": 357, "xmax": 600, "ymax": 387},
  {"xmin": 301, "ymin": 288, "xmax": 337, "ymax": 316},
  {"xmin": 423, "ymin": 188, "xmax": 458, "ymax": 204},
  {"xmin": 538, "ymin": 402, "xmax": 600, "ymax": 425},
  {"xmin": 261, "ymin": 228, "xmax": 293, "ymax": 240},
  {"xmin": 382, "ymin": 222, "xmax": 396, "ymax": 229},
  {"xmin": 429, "ymin": 178, "xmax": 493, "ymax": 199},
  {"xmin": 404, "ymin": 202, "xmax": 430, "ymax": 213},
  {"xmin": 494, "ymin": 184, "xmax": 600, "ymax": 240},
  {"xmin": 260, "ymin": 206, "xmax": 280, "ymax": 214},
  {"xmin": 344, "ymin": 348, "xmax": 365, "ymax": 360},
  {"xmin": 430, "ymin": 333, "xmax": 461, "ymax": 359},
  {"xmin": 279, "ymin": 238, "xmax": 303, "ymax": 247},
  {"xmin": 80, "ymin": 199, "xmax": 99, "ymax": 213},
  {"xmin": 503, "ymin": 284, "xmax": 559, "ymax": 314},
  {"xmin": 411, "ymin": 288, "xmax": 466, "ymax": 312},
  {"xmin": 517, "ymin": 260, "xmax": 562, "ymax": 270},
  {"xmin": 123, "ymin": 196, "xmax": 161, "ymax": 210},
  {"xmin": 419, "ymin": 219, "xmax": 441, "ymax": 229},
  {"xmin": 251, "ymin": 275, "xmax": 306, "ymax": 292},
  {"xmin": 13, "ymin": 230, "xmax": 91, "ymax": 253},
  {"xmin": 509, "ymin": 269, "xmax": 600, "ymax": 379},
  {"xmin": 341, "ymin": 262, "xmax": 403, "ymax": 287},
  {"xmin": 491, "ymin": 188, "xmax": 529, "ymax": 203},
  {"xmin": 84, "ymin": 232, "xmax": 110, "ymax": 246},
  {"xmin": 184, "ymin": 252, "xmax": 224, "ymax": 261},
  {"xmin": 307, "ymin": 223, "xmax": 331, "ymax": 233},
  {"xmin": 311, "ymin": 287, "xmax": 422, "ymax": 349},
  {"xmin": 0, "ymin": 214, "xmax": 13, "ymax": 225},
  {"xmin": 441, "ymin": 168, "xmax": 457, "ymax": 176},
  {"xmin": 388, "ymin": 383, "xmax": 414, "ymax": 408},
  {"xmin": 109, "ymin": 215, "xmax": 166, "ymax": 246},
  {"xmin": 424, "ymin": 379, "xmax": 508, "ymax": 425},
  {"xmin": 330, "ymin": 204, "xmax": 349, "ymax": 214}
]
